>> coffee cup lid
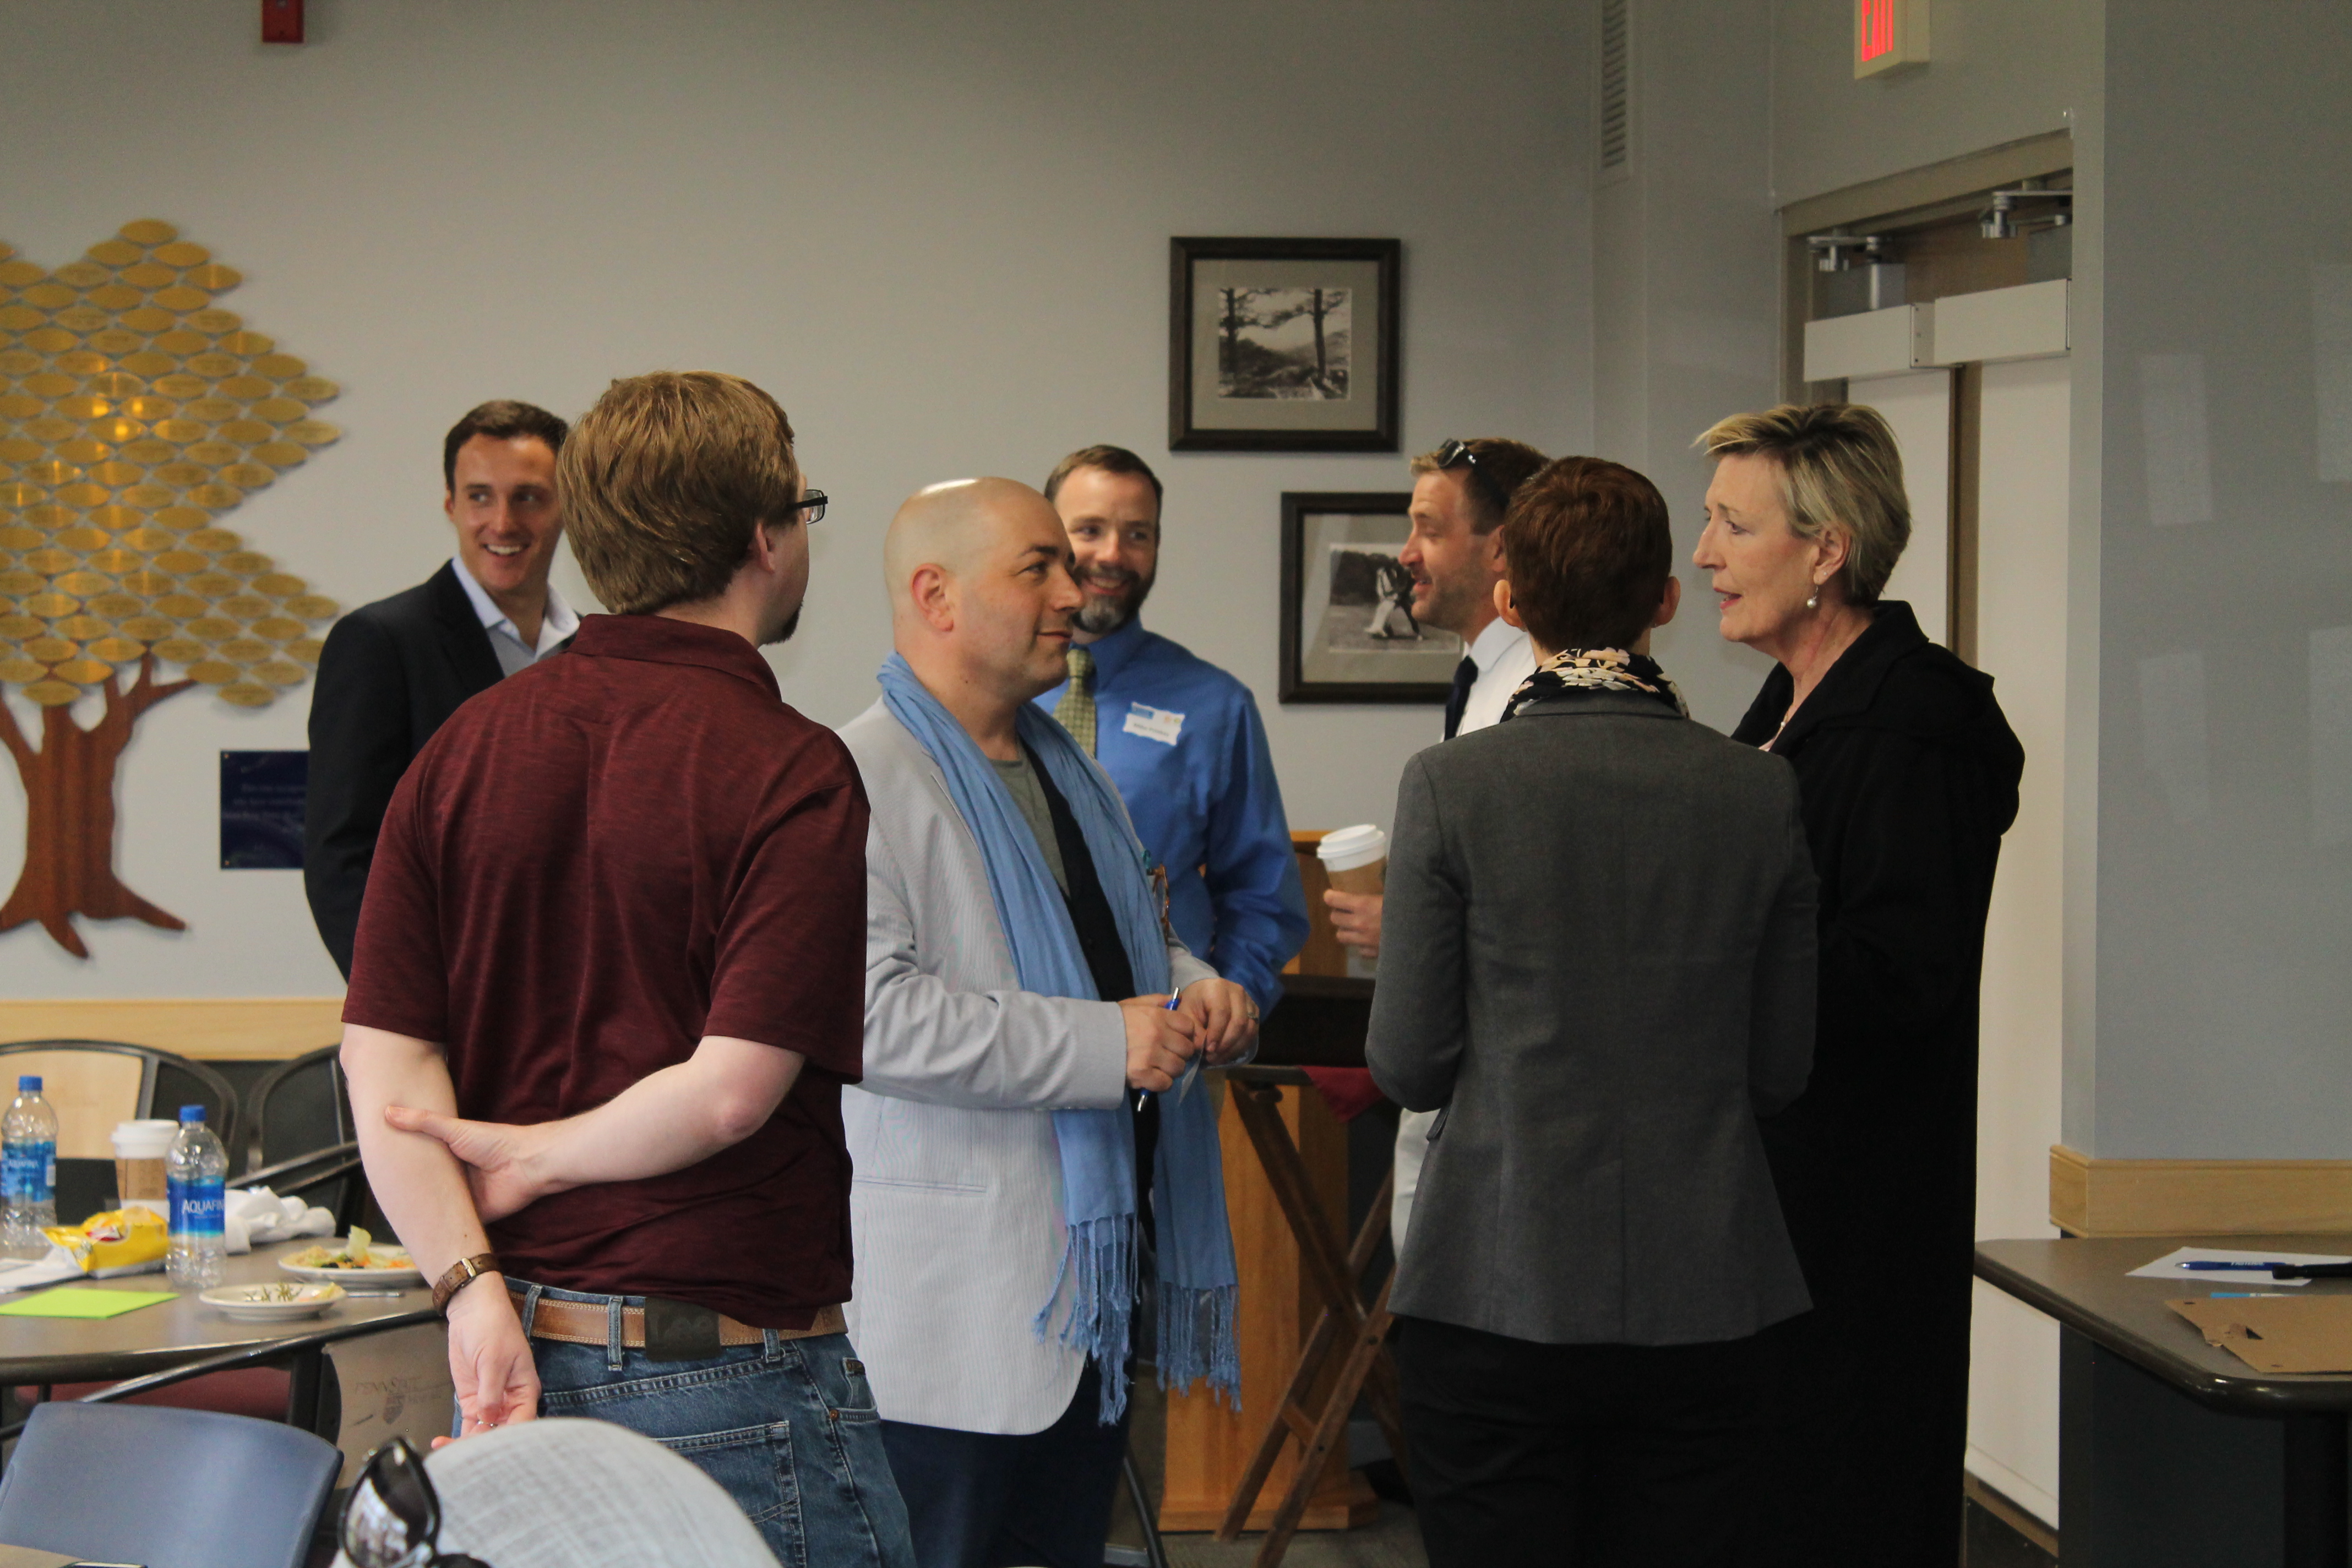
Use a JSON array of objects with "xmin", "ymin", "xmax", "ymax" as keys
[
  {"xmin": 111, "ymin": 1119, "xmax": 180, "ymax": 1154},
  {"xmin": 1316, "ymin": 824, "xmax": 1388, "ymax": 870}
]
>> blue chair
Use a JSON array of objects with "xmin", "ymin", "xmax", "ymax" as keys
[{"xmin": 0, "ymin": 1401, "xmax": 341, "ymax": 1568}]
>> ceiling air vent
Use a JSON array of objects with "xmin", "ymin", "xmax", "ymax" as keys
[{"xmin": 1599, "ymin": 0, "xmax": 1632, "ymax": 183}]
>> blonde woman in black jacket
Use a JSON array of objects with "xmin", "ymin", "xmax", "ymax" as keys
[{"xmin": 1695, "ymin": 402, "xmax": 2024, "ymax": 1568}]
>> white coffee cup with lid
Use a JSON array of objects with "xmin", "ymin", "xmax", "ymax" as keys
[
  {"xmin": 112, "ymin": 1119, "xmax": 179, "ymax": 1217},
  {"xmin": 1315, "ymin": 824, "xmax": 1389, "ymax": 892},
  {"xmin": 1316, "ymin": 826, "xmax": 1388, "ymax": 979}
]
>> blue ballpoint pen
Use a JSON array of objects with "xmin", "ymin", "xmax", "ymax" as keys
[
  {"xmin": 1136, "ymin": 990, "xmax": 1186, "ymax": 1113},
  {"xmin": 2179, "ymin": 1260, "xmax": 2304, "ymax": 1271}
]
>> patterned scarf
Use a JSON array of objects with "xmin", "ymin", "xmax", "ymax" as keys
[{"xmin": 1501, "ymin": 647, "xmax": 1689, "ymax": 722}]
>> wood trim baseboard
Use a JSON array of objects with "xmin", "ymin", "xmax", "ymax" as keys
[
  {"xmin": 1963, "ymin": 1471, "xmax": 2059, "ymax": 1559},
  {"xmin": 0, "ymin": 998, "xmax": 345, "ymax": 1062},
  {"xmin": 2050, "ymin": 1144, "xmax": 2352, "ymax": 1236}
]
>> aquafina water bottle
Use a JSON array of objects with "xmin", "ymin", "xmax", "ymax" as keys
[
  {"xmin": 2, "ymin": 1075, "xmax": 58, "ymax": 1259},
  {"xmin": 166, "ymin": 1104, "xmax": 227, "ymax": 1288}
]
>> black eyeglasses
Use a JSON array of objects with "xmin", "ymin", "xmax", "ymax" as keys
[
  {"xmin": 341, "ymin": 1436, "xmax": 493, "ymax": 1568},
  {"xmin": 1434, "ymin": 439, "xmax": 1511, "ymax": 519},
  {"xmin": 790, "ymin": 489, "xmax": 827, "ymax": 525}
]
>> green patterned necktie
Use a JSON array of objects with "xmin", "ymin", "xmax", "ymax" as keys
[{"xmin": 1055, "ymin": 646, "xmax": 1098, "ymax": 754}]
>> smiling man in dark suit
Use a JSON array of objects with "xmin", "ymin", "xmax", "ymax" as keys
[{"xmin": 303, "ymin": 400, "xmax": 574, "ymax": 977}]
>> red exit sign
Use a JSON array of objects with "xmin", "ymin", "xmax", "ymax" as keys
[{"xmin": 1856, "ymin": 0, "xmax": 1930, "ymax": 78}]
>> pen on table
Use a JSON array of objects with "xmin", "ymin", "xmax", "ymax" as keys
[
  {"xmin": 1136, "ymin": 991, "xmax": 1185, "ymax": 1113},
  {"xmin": 2212, "ymin": 1292, "xmax": 2293, "ymax": 1298},
  {"xmin": 2176, "ymin": 1259, "xmax": 2352, "ymax": 1280},
  {"xmin": 2177, "ymin": 1260, "xmax": 2304, "ymax": 1271}
]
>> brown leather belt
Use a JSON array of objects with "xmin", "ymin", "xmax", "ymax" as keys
[{"xmin": 516, "ymin": 1294, "xmax": 844, "ymax": 1350}]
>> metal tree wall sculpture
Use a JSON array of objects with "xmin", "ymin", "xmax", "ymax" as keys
[{"xmin": 0, "ymin": 220, "xmax": 340, "ymax": 956}]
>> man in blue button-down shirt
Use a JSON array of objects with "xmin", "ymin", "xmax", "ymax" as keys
[{"xmin": 1035, "ymin": 445, "xmax": 1308, "ymax": 1015}]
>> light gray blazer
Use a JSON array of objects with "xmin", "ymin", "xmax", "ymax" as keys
[
  {"xmin": 1366, "ymin": 690, "xmax": 1818, "ymax": 1346},
  {"xmin": 835, "ymin": 699, "xmax": 1216, "ymax": 1435}
]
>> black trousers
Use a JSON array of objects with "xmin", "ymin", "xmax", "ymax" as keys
[
  {"xmin": 878, "ymin": 1363, "xmax": 1130, "ymax": 1568},
  {"xmin": 1393, "ymin": 1315, "xmax": 1765, "ymax": 1568}
]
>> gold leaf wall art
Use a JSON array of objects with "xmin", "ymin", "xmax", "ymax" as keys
[{"xmin": 0, "ymin": 221, "xmax": 341, "ymax": 956}]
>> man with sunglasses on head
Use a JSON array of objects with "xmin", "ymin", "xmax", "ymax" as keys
[
  {"xmin": 1323, "ymin": 437, "xmax": 1548, "ymax": 1255},
  {"xmin": 336, "ymin": 372, "xmax": 913, "ymax": 1566}
]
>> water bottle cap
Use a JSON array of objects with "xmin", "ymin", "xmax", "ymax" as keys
[
  {"xmin": 178, "ymin": 1104, "xmax": 205, "ymax": 1123},
  {"xmin": 16, "ymin": 1075, "xmax": 37, "ymax": 1092}
]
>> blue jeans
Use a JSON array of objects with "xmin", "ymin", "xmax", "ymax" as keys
[{"xmin": 515, "ymin": 1282, "xmax": 915, "ymax": 1568}]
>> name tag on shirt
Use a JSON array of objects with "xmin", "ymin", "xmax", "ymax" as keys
[{"xmin": 1122, "ymin": 704, "xmax": 1185, "ymax": 745}]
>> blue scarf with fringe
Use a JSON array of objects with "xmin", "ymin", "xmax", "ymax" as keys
[{"xmin": 878, "ymin": 654, "xmax": 1240, "ymax": 1422}]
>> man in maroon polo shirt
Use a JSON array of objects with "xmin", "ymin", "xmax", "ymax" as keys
[{"xmin": 338, "ymin": 371, "xmax": 913, "ymax": 1565}]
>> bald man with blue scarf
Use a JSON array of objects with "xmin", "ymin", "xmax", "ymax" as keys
[{"xmin": 836, "ymin": 478, "xmax": 1253, "ymax": 1568}]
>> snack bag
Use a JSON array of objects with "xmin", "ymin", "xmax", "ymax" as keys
[{"xmin": 42, "ymin": 1207, "xmax": 169, "ymax": 1275}]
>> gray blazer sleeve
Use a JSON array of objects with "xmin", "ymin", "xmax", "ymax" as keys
[
  {"xmin": 1747, "ymin": 781, "xmax": 1820, "ymax": 1117},
  {"xmin": 1364, "ymin": 754, "xmax": 1466, "ymax": 1112},
  {"xmin": 861, "ymin": 810, "xmax": 1131, "ymax": 1113}
]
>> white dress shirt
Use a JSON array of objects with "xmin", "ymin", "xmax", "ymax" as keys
[
  {"xmin": 450, "ymin": 555, "xmax": 579, "ymax": 677},
  {"xmin": 1455, "ymin": 614, "xmax": 1538, "ymax": 735},
  {"xmin": 1393, "ymin": 613, "xmax": 1536, "ymax": 1253}
]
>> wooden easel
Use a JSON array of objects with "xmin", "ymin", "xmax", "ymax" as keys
[{"xmin": 1213, "ymin": 1065, "xmax": 1407, "ymax": 1567}]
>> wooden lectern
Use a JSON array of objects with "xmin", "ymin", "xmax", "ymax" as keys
[
  {"xmin": 1158, "ymin": 1068, "xmax": 1377, "ymax": 1532},
  {"xmin": 1159, "ymin": 831, "xmax": 1390, "ymax": 1540}
]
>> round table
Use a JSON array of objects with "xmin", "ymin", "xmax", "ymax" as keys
[{"xmin": 0, "ymin": 1239, "xmax": 437, "ymax": 1433}]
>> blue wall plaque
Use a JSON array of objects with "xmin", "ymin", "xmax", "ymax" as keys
[{"xmin": 220, "ymin": 750, "xmax": 308, "ymax": 869}]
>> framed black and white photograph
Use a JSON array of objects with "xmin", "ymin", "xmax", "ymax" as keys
[
  {"xmin": 1279, "ymin": 491, "xmax": 1458, "ymax": 704},
  {"xmin": 1169, "ymin": 237, "xmax": 1401, "ymax": 452}
]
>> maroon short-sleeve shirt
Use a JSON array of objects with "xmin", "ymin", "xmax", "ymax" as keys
[{"xmin": 344, "ymin": 615, "xmax": 868, "ymax": 1329}]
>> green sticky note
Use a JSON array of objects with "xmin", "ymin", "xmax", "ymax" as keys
[{"xmin": 0, "ymin": 1286, "xmax": 179, "ymax": 1319}]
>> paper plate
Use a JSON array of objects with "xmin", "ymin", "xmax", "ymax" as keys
[{"xmin": 201, "ymin": 1281, "xmax": 346, "ymax": 1321}]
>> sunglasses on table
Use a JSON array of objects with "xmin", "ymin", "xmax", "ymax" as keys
[
  {"xmin": 1433, "ymin": 438, "xmax": 1511, "ymax": 518},
  {"xmin": 340, "ymin": 1436, "xmax": 493, "ymax": 1568}
]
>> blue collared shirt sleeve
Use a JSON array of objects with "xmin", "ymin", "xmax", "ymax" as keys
[{"xmin": 1195, "ymin": 686, "xmax": 1309, "ymax": 1015}]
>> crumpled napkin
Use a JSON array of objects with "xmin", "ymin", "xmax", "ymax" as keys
[
  {"xmin": 0, "ymin": 1245, "xmax": 89, "ymax": 1293},
  {"xmin": 224, "ymin": 1187, "xmax": 337, "ymax": 1255}
]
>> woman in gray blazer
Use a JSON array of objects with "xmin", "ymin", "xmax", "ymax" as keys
[{"xmin": 1366, "ymin": 455, "xmax": 1819, "ymax": 1568}]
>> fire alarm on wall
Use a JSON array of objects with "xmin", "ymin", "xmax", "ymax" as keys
[
  {"xmin": 1854, "ymin": 0, "xmax": 1928, "ymax": 78},
  {"xmin": 262, "ymin": 0, "xmax": 303, "ymax": 45}
]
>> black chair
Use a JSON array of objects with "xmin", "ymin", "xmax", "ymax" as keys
[
  {"xmin": 241, "ymin": 1043, "xmax": 367, "ymax": 1233},
  {"xmin": 0, "ymin": 1038, "xmax": 241, "ymax": 1224}
]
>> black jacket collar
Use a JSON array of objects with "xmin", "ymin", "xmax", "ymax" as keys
[
  {"xmin": 1732, "ymin": 600, "xmax": 2013, "ymax": 764},
  {"xmin": 424, "ymin": 560, "xmax": 507, "ymax": 693}
]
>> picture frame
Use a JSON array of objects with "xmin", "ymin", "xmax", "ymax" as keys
[
  {"xmin": 1279, "ymin": 491, "xmax": 1460, "ymax": 705},
  {"xmin": 1168, "ymin": 237, "xmax": 1401, "ymax": 453}
]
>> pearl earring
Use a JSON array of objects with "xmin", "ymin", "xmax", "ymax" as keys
[{"xmin": 1805, "ymin": 589, "xmax": 1820, "ymax": 611}]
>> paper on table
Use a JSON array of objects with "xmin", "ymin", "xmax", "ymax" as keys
[
  {"xmin": 0, "ymin": 1286, "xmax": 177, "ymax": 1319},
  {"xmin": 2127, "ymin": 1245, "xmax": 2352, "ymax": 1286},
  {"xmin": 2170, "ymin": 1295, "xmax": 2352, "ymax": 1374}
]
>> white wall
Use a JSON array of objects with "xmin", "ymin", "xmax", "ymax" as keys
[
  {"xmin": 1593, "ymin": 0, "xmax": 1783, "ymax": 732},
  {"xmin": 0, "ymin": 0, "xmax": 1594, "ymax": 995}
]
